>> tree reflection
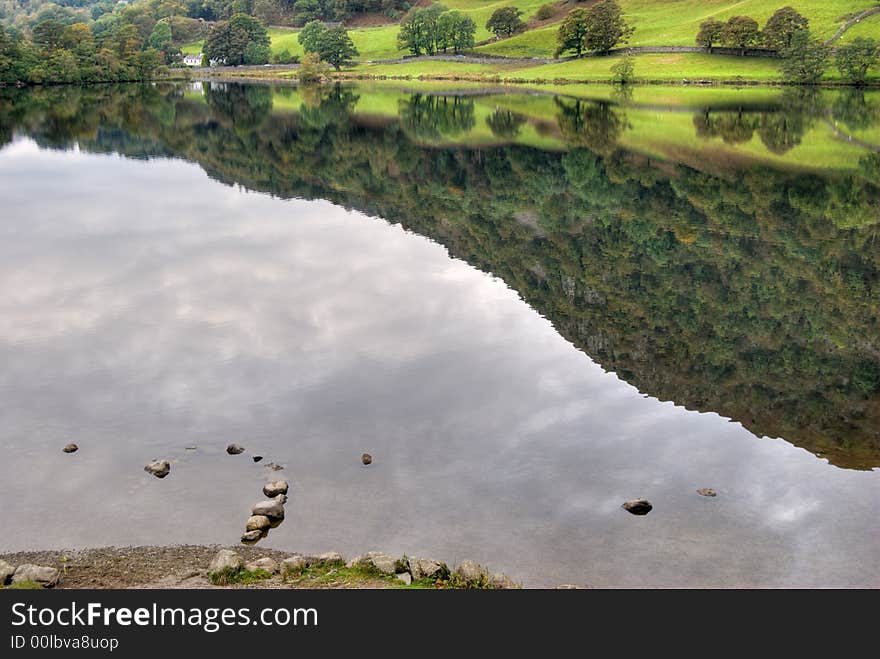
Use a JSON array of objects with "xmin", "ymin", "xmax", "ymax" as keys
[
  {"xmin": 486, "ymin": 108, "xmax": 527, "ymax": 138},
  {"xmin": 554, "ymin": 98, "xmax": 625, "ymax": 154},
  {"xmin": 399, "ymin": 94, "xmax": 476, "ymax": 141}
]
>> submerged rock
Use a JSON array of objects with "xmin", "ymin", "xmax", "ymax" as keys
[
  {"xmin": 226, "ymin": 443, "xmax": 245, "ymax": 455},
  {"xmin": 0, "ymin": 559, "xmax": 15, "ymax": 584},
  {"xmin": 245, "ymin": 515, "xmax": 272, "ymax": 532},
  {"xmin": 62, "ymin": 443, "xmax": 78, "ymax": 454},
  {"xmin": 265, "ymin": 462, "xmax": 284, "ymax": 471},
  {"xmin": 263, "ymin": 480, "xmax": 289, "ymax": 498},
  {"xmin": 240, "ymin": 530, "xmax": 263, "ymax": 544},
  {"xmin": 144, "ymin": 460, "xmax": 171, "ymax": 479},
  {"xmin": 622, "ymin": 499, "xmax": 653, "ymax": 515},
  {"xmin": 12, "ymin": 564, "xmax": 59, "ymax": 587},
  {"xmin": 251, "ymin": 496, "xmax": 285, "ymax": 520},
  {"xmin": 245, "ymin": 557, "xmax": 278, "ymax": 574},
  {"xmin": 697, "ymin": 488, "xmax": 717, "ymax": 497},
  {"xmin": 209, "ymin": 550, "xmax": 243, "ymax": 572},
  {"xmin": 361, "ymin": 453, "xmax": 372, "ymax": 466}
]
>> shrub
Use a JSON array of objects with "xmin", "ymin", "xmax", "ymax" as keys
[{"xmin": 534, "ymin": 4, "xmax": 556, "ymax": 21}]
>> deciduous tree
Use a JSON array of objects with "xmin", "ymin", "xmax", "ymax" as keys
[
  {"xmin": 486, "ymin": 7, "xmax": 524, "ymax": 39},
  {"xmin": 762, "ymin": 7, "xmax": 808, "ymax": 51},
  {"xmin": 835, "ymin": 37, "xmax": 878, "ymax": 86},
  {"xmin": 721, "ymin": 15, "xmax": 760, "ymax": 56},
  {"xmin": 695, "ymin": 18, "xmax": 724, "ymax": 52}
]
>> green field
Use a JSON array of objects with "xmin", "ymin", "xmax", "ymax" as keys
[
  {"xmin": 347, "ymin": 52, "xmax": 877, "ymax": 83},
  {"xmin": 476, "ymin": 0, "xmax": 879, "ymax": 57},
  {"xmin": 181, "ymin": 0, "xmax": 880, "ymax": 81}
]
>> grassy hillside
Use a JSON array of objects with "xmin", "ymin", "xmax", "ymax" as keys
[
  {"xmin": 477, "ymin": 0, "xmax": 879, "ymax": 57},
  {"xmin": 182, "ymin": 0, "xmax": 880, "ymax": 81}
]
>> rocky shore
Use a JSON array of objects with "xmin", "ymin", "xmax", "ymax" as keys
[{"xmin": 0, "ymin": 546, "xmax": 531, "ymax": 590}]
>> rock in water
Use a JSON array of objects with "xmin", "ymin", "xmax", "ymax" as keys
[
  {"xmin": 263, "ymin": 480, "xmax": 289, "ymax": 498},
  {"xmin": 226, "ymin": 443, "xmax": 245, "ymax": 455},
  {"xmin": 0, "ymin": 559, "xmax": 15, "ymax": 584},
  {"xmin": 265, "ymin": 462, "xmax": 284, "ymax": 471},
  {"xmin": 62, "ymin": 443, "xmax": 78, "ymax": 454},
  {"xmin": 144, "ymin": 460, "xmax": 171, "ymax": 479},
  {"xmin": 251, "ymin": 495, "xmax": 285, "ymax": 520},
  {"xmin": 697, "ymin": 488, "xmax": 717, "ymax": 497},
  {"xmin": 240, "ymin": 530, "xmax": 263, "ymax": 544},
  {"xmin": 252, "ymin": 456, "xmax": 263, "ymax": 463},
  {"xmin": 245, "ymin": 515, "xmax": 271, "ymax": 532},
  {"xmin": 209, "ymin": 550, "xmax": 243, "ymax": 573},
  {"xmin": 245, "ymin": 557, "xmax": 278, "ymax": 574},
  {"xmin": 361, "ymin": 453, "xmax": 372, "ymax": 466},
  {"xmin": 12, "ymin": 564, "xmax": 59, "ymax": 587},
  {"xmin": 622, "ymin": 498, "xmax": 653, "ymax": 515}
]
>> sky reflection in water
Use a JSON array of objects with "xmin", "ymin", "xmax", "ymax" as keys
[{"xmin": 0, "ymin": 139, "xmax": 877, "ymax": 587}]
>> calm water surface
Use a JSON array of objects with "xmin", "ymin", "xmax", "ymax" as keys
[{"xmin": 0, "ymin": 83, "xmax": 878, "ymax": 587}]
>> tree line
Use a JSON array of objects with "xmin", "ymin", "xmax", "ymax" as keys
[
  {"xmin": 0, "ymin": 17, "xmax": 166, "ymax": 84},
  {"xmin": 696, "ymin": 7, "xmax": 879, "ymax": 84}
]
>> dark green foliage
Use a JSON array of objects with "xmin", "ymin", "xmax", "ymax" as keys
[
  {"xmin": 204, "ymin": 12, "xmax": 270, "ymax": 65},
  {"xmin": 271, "ymin": 48, "xmax": 298, "ymax": 64},
  {"xmin": 780, "ymin": 29, "xmax": 829, "ymax": 83},
  {"xmin": 298, "ymin": 20, "xmax": 327, "ymax": 53},
  {"xmin": 762, "ymin": 6, "xmax": 809, "ymax": 51},
  {"xmin": 315, "ymin": 26, "xmax": 358, "ymax": 70},
  {"xmin": 555, "ymin": 8, "xmax": 589, "ymax": 57},
  {"xmin": 583, "ymin": 0, "xmax": 633, "ymax": 54},
  {"xmin": 555, "ymin": 0, "xmax": 633, "ymax": 56},
  {"xmin": 0, "ymin": 14, "xmax": 166, "ymax": 84},
  {"xmin": 534, "ymin": 3, "xmax": 556, "ymax": 21},
  {"xmin": 835, "ymin": 37, "xmax": 879, "ymax": 86},
  {"xmin": 610, "ymin": 53, "xmax": 635, "ymax": 83},
  {"xmin": 243, "ymin": 40, "xmax": 271, "ymax": 64},
  {"xmin": 436, "ymin": 10, "xmax": 476, "ymax": 53},
  {"xmin": 721, "ymin": 15, "xmax": 760, "ymax": 55},
  {"xmin": 486, "ymin": 108, "xmax": 527, "ymax": 138},
  {"xmin": 397, "ymin": 5, "xmax": 445, "ymax": 56},
  {"xmin": 695, "ymin": 18, "xmax": 724, "ymax": 51},
  {"xmin": 486, "ymin": 6, "xmax": 525, "ymax": 39}
]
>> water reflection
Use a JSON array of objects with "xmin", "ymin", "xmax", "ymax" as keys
[{"xmin": 0, "ymin": 82, "xmax": 878, "ymax": 586}]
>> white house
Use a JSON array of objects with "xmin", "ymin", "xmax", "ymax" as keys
[{"xmin": 183, "ymin": 54, "xmax": 203, "ymax": 67}]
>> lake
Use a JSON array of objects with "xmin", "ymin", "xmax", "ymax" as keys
[{"xmin": 0, "ymin": 81, "xmax": 878, "ymax": 587}]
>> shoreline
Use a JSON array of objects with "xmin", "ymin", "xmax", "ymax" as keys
[{"xmin": 0, "ymin": 546, "xmax": 533, "ymax": 590}]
